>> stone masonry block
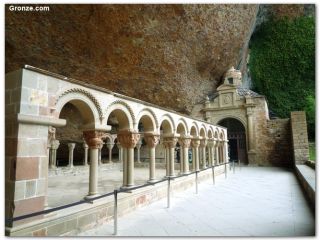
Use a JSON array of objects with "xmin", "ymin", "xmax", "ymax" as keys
[
  {"xmin": 47, "ymin": 222, "xmax": 66, "ymax": 236},
  {"xmin": 32, "ymin": 228, "xmax": 47, "ymax": 237},
  {"xmin": 15, "ymin": 157, "xmax": 39, "ymax": 180},
  {"xmin": 39, "ymin": 157, "xmax": 49, "ymax": 178},
  {"xmin": 19, "ymin": 103, "xmax": 39, "ymax": 115},
  {"xmin": 14, "ymin": 181, "xmax": 26, "ymax": 201},
  {"xmin": 17, "ymin": 138, "xmax": 47, "ymax": 157},
  {"xmin": 78, "ymin": 213, "xmax": 97, "ymax": 228},
  {"xmin": 18, "ymin": 124, "xmax": 39, "ymax": 138},
  {"xmin": 36, "ymin": 178, "xmax": 46, "ymax": 196},
  {"xmin": 25, "ymin": 180, "xmax": 37, "ymax": 198},
  {"xmin": 13, "ymin": 196, "xmax": 45, "ymax": 217}
]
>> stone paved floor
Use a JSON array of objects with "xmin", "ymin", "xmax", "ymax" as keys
[
  {"xmin": 48, "ymin": 164, "xmax": 176, "ymax": 207},
  {"xmin": 78, "ymin": 166, "xmax": 315, "ymax": 237}
]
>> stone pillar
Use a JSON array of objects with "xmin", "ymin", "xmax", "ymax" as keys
[
  {"xmin": 200, "ymin": 138, "xmax": 207, "ymax": 169},
  {"xmin": 98, "ymin": 143, "xmax": 103, "ymax": 165},
  {"xmin": 50, "ymin": 140, "xmax": 60, "ymax": 168},
  {"xmin": 163, "ymin": 137, "xmax": 178, "ymax": 177},
  {"xmin": 117, "ymin": 130, "xmax": 140, "ymax": 188},
  {"xmin": 247, "ymin": 106, "xmax": 256, "ymax": 163},
  {"xmin": 144, "ymin": 133, "xmax": 160, "ymax": 182},
  {"xmin": 207, "ymin": 139, "xmax": 214, "ymax": 167},
  {"xmin": 117, "ymin": 142, "xmax": 122, "ymax": 163},
  {"xmin": 135, "ymin": 139, "xmax": 142, "ymax": 163},
  {"xmin": 224, "ymin": 140, "xmax": 229, "ymax": 163},
  {"xmin": 164, "ymin": 144, "xmax": 170, "ymax": 176},
  {"xmin": 67, "ymin": 143, "xmax": 76, "ymax": 168},
  {"xmin": 178, "ymin": 136, "xmax": 191, "ymax": 174},
  {"xmin": 83, "ymin": 142, "xmax": 89, "ymax": 166},
  {"xmin": 214, "ymin": 139, "xmax": 219, "ymax": 165},
  {"xmin": 83, "ymin": 130, "xmax": 105, "ymax": 198},
  {"xmin": 191, "ymin": 138, "xmax": 200, "ymax": 171},
  {"xmin": 107, "ymin": 143, "xmax": 114, "ymax": 163}
]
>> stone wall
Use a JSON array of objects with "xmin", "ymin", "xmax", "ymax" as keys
[
  {"xmin": 291, "ymin": 111, "xmax": 309, "ymax": 164},
  {"xmin": 257, "ymin": 119, "xmax": 292, "ymax": 166}
]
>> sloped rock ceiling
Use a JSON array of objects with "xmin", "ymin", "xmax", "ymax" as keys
[{"xmin": 6, "ymin": 4, "xmax": 259, "ymax": 113}]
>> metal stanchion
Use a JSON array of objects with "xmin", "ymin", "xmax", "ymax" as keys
[
  {"xmin": 233, "ymin": 160, "xmax": 235, "ymax": 174},
  {"xmin": 195, "ymin": 171, "xmax": 198, "ymax": 194},
  {"xmin": 239, "ymin": 159, "xmax": 241, "ymax": 171},
  {"xmin": 224, "ymin": 163, "xmax": 227, "ymax": 178},
  {"xmin": 113, "ymin": 190, "xmax": 118, "ymax": 235},
  {"xmin": 167, "ymin": 177, "xmax": 171, "ymax": 208},
  {"xmin": 212, "ymin": 166, "xmax": 215, "ymax": 185}
]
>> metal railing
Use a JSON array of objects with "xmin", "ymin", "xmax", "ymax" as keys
[{"xmin": 6, "ymin": 161, "xmax": 237, "ymax": 236}]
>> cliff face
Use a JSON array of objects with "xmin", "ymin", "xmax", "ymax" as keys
[{"xmin": 6, "ymin": 4, "xmax": 259, "ymax": 113}]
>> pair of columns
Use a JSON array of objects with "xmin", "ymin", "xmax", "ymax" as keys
[
  {"xmin": 48, "ymin": 140, "xmax": 60, "ymax": 168},
  {"xmin": 97, "ymin": 142, "xmax": 115, "ymax": 165}
]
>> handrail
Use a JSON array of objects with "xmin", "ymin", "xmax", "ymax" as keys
[{"xmin": 6, "ymin": 161, "xmax": 234, "ymax": 235}]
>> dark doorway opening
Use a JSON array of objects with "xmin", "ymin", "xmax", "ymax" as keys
[{"xmin": 218, "ymin": 118, "xmax": 247, "ymax": 164}]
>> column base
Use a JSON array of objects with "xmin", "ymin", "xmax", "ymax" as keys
[
  {"xmin": 147, "ymin": 179, "xmax": 157, "ymax": 184},
  {"xmin": 120, "ymin": 185, "xmax": 135, "ymax": 192},
  {"xmin": 84, "ymin": 194, "xmax": 101, "ymax": 202}
]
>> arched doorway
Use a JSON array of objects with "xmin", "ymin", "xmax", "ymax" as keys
[{"xmin": 218, "ymin": 118, "xmax": 247, "ymax": 164}]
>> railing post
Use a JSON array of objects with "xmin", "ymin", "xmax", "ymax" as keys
[
  {"xmin": 225, "ymin": 163, "xmax": 227, "ymax": 178},
  {"xmin": 167, "ymin": 177, "xmax": 171, "ymax": 208},
  {"xmin": 233, "ymin": 160, "xmax": 235, "ymax": 174},
  {"xmin": 195, "ymin": 171, "xmax": 198, "ymax": 194},
  {"xmin": 212, "ymin": 166, "xmax": 215, "ymax": 185},
  {"xmin": 113, "ymin": 190, "xmax": 118, "ymax": 235},
  {"xmin": 239, "ymin": 159, "xmax": 241, "ymax": 171}
]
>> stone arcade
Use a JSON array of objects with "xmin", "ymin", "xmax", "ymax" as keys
[{"xmin": 5, "ymin": 66, "xmax": 229, "ymax": 236}]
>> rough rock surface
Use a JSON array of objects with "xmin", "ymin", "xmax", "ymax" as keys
[{"xmin": 6, "ymin": 4, "xmax": 259, "ymax": 113}]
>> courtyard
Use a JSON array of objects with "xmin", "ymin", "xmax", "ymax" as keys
[{"xmin": 79, "ymin": 166, "xmax": 315, "ymax": 237}]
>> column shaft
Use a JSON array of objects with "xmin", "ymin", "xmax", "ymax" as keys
[
  {"xmin": 127, "ymin": 148, "xmax": 134, "ymax": 187},
  {"xmin": 183, "ymin": 147, "xmax": 189, "ymax": 173},
  {"xmin": 149, "ymin": 147, "xmax": 156, "ymax": 181},
  {"xmin": 88, "ymin": 148, "xmax": 99, "ymax": 195}
]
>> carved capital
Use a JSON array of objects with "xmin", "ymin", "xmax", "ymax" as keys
[
  {"xmin": 207, "ymin": 139, "xmax": 214, "ymax": 147},
  {"xmin": 200, "ymin": 139, "xmax": 208, "ymax": 147},
  {"xmin": 83, "ymin": 130, "xmax": 105, "ymax": 149},
  {"xmin": 117, "ymin": 130, "xmax": 140, "ymax": 148},
  {"xmin": 144, "ymin": 133, "xmax": 160, "ymax": 148},
  {"xmin": 106, "ymin": 143, "xmax": 115, "ymax": 149},
  {"xmin": 48, "ymin": 126, "xmax": 56, "ymax": 141},
  {"xmin": 68, "ymin": 143, "xmax": 76, "ymax": 150},
  {"xmin": 163, "ymin": 137, "xmax": 178, "ymax": 148},
  {"xmin": 190, "ymin": 139, "xmax": 200, "ymax": 148},
  {"xmin": 83, "ymin": 142, "xmax": 89, "ymax": 149},
  {"xmin": 178, "ymin": 137, "xmax": 191, "ymax": 148},
  {"xmin": 51, "ymin": 140, "xmax": 60, "ymax": 150}
]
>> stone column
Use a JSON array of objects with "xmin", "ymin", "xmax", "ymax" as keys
[
  {"xmin": 135, "ymin": 139, "xmax": 142, "ymax": 163},
  {"xmin": 67, "ymin": 143, "xmax": 76, "ymax": 168},
  {"xmin": 164, "ymin": 137, "xmax": 178, "ymax": 177},
  {"xmin": 214, "ymin": 139, "xmax": 219, "ymax": 165},
  {"xmin": 191, "ymin": 138, "xmax": 200, "ymax": 171},
  {"xmin": 144, "ymin": 133, "xmax": 160, "ymax": 182},
  {"xmin": 207, "ymin": 139, "xmax": 214, "ymax": 167},
  {"xmin": 83, "ymin": 142, "xmax": 89, "ymax": 166},
  {"xmin": 200, "ymin": 138, "xmax": 207, "ymax": 169},
  {"xmin": 224, "ymin": 140, "xmax": 229, "ymax": 163},
  {"xmin": 246, "ymin": 106, "xmax": 256, "ymax": 162},
  {"xmin": 178, "ymin": 136, "xmax": 191, "ymax": 174},
  {"xmin": 50, "ymin": 140, "xmax": 60, "ymax": 168},
  {"xmin": 83, "ymin": 130, "xmax": 105, "ymax": 198},
  {"xmin": 117, "ymin": 130, "xmax": 140, "ymax": 188},
  {"xmin": 98, "ymin": 143, "xmax": 103, "ymax": 165},
  {"xmin": 117, "ymin": 142, "xmax": 122, "ymax": 163},
  {"xmin": 107, "ymin": 143, "xmax": 114, "ymax": 163}
]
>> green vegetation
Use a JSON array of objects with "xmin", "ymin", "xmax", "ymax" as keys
[
  {"xmin": 249, "ymin": 16, "xmax": 315, "ymax": 139},
  {"xmin": 309, "ymin": 142, "xmax": 315, "ymax": 161}
]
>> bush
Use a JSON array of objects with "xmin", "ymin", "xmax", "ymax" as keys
[{"xmin": 249, "ymin": 16, "xmax": 315, "ymax": 139}]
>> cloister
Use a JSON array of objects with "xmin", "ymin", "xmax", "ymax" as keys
[{"xmin": 5, "ymin": 65, "xmax": 229, "ymax": 235}]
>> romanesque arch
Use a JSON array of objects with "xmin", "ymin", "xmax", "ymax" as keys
[
  {"xmin": 136, "ymin": 108, "xmax": 158, "ymax": 132},
  {"xmin": 105, "ymin": 100, "xmax": 135, "ymax": 130}
]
